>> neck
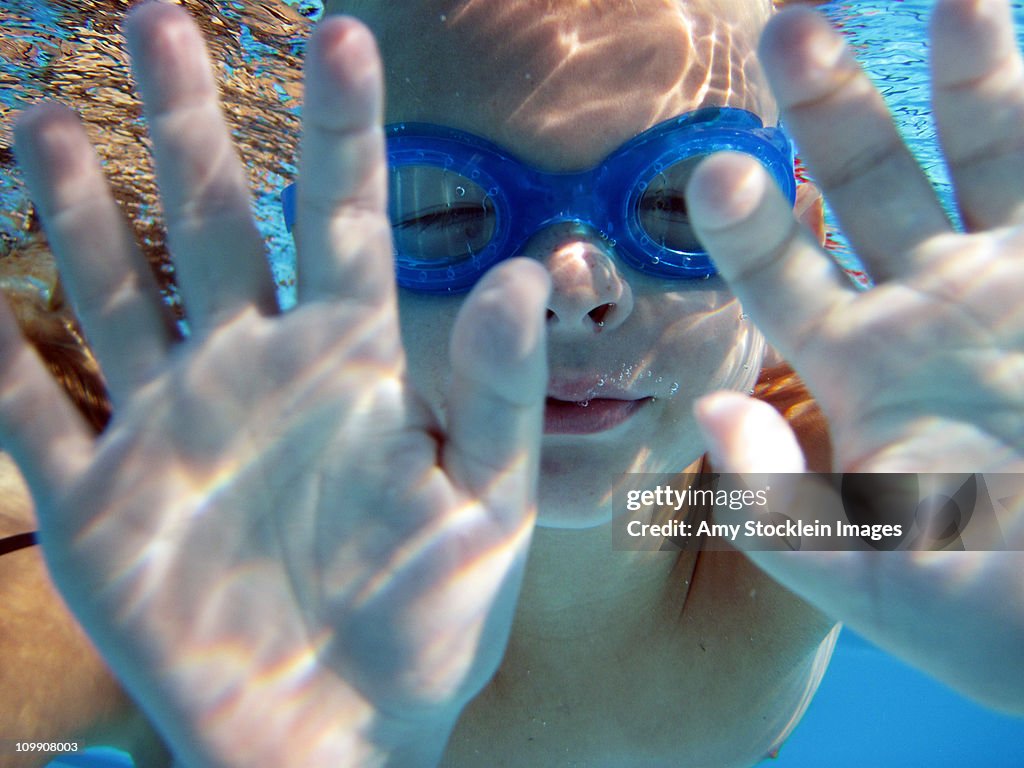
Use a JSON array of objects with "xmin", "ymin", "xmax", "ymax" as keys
[{"xmin": 525, "ymin": 526, "xmax": 689, "ymax": 630}]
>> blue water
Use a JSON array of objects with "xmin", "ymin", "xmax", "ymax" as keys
[
  {"xmin": 12, "ymin": 0, "xmax": 1024, "ymax": 765},
  {"xmin": 774, "ymin": 629, "xmax": 1024, "ymax": 767}
]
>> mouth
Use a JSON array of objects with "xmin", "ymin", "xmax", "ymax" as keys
[
  {"xmin": 544, "ymin": 376, "xmax": 652, "ymax": 434},
  {"xmin": 543, "ymin": 397, "xmax": 651, "ymax": 434}
]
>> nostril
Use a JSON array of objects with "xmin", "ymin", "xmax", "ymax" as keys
[
  {"xmin": 546, "ymin": 308, "xmax": 557, "ymax": 323},
  {"xmin": 588, "ymin": 302, "xmax": 616, "ymax": 328}
]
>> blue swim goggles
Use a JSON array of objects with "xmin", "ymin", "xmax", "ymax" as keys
[{"xmin": 281, "ymin": 107, "xmax": 796, "ymax": 294}]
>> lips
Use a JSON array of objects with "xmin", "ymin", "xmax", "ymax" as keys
[{"xmin": 544, "ymin": 378, "xmax": 651, "ymax": 435}]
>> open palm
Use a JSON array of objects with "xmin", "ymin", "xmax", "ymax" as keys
[
  {"xmin": 3, "ymin": 6, "xmax": 548, "ymax": 766},
  {"xmin": 691, "ymin": 0, "xmax": 1024, "ymax": 713}
]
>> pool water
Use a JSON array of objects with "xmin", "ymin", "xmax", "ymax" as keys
[{"xmin": 0, "ymin": 0, "xmax": 1022, "ymax": 766}]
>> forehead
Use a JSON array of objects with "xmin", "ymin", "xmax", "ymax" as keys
[{"xmin": 331, "ymin": 0, "xmax": 775, "ymax": 169}]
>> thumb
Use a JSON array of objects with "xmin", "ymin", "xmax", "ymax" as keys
[{"xmin": 694, "ymin": 390, "xmax": 806, "ymax": 473}]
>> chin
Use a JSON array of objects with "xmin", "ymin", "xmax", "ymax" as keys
[
  {"xmin": 534, "ymin": 458, "xmax": 616, "ymax": 529},
  {"xmin": 535, "ymin": 501, "xmax": 615, "ymax": 530},
  {"xmin": 534, "ymin": 446, "xmax": 705, "ymax": 531}
]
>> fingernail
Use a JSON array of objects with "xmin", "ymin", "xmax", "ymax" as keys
[
  {"xmin": 761, "ymin": 9, "xmax": 858, "ymax": 104},
  {"xmin": 688, "ymin": 153, "xmax": 766, "ymax": 231},
  {"xmin": 694, "ymin": 393, "xmax": 741, "ymax": 470},
  {"xmin": 317, "ymin": 17, "xmax": 379, "ymax": 88},
  {"xmin": 932, "ymin": 0, "xmax": 1015, "ymax": 67},
  {"xmin": 803, "ymin": 21, "xmax": 849, "ymax": 74},
  {"xmin": 125, "ymin": 4, "xmax": 213, "ymax": 108}
]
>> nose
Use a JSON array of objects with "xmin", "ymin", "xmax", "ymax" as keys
[{"xmin": 519, "ymin": 223, "xmax": 634, "ymax": 335}]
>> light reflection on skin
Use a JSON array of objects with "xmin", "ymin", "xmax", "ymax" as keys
[
  {"xmin": 58, "ymin": 299, "xmax": 545, "ymax": 763},
  {"xmin": 356, "ymin": 0, "xmax": 777, "ymax": 166},
  {"xmin": 0, "ymin": 1, "xmax": 838, "ymax": 765}
]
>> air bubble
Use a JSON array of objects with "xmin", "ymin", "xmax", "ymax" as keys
[
  {"xmin": 578, "ymin": 400, "xmax": 590, "ymax": 408},
  {"xmin": 455, "ymin": 185, "xmax": 466, "ymax": 198},
  {"xmin": 669, "ymin": 382, "xmax": 679, "ymax": 395}
]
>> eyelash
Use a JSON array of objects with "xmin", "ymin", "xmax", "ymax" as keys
[
  {"xmin": 638, "ymin": 193, "xmax": 689, "ymax": 217},
  {"xmin": 395, "ymin": 204, "xmax": 491, "ymax": 231}
]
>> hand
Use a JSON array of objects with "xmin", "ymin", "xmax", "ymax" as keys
[
  {"xmin": 688, "ymin": 0, "xmax": 1024, "ymax": 713},
  {"xmin": 3, "ymin": 5, "xmax": 549, "ymax": 766}
]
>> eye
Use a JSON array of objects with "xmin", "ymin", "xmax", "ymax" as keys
[
  {"xmin": 395, "ymin": 204, "xmax": 490, "ymax": 233},
  {"xmin": 639, "ymin": 191, "xmax": 688, "ymax": 218},
  {"xmin": 636, "ymin": 155, "xmax": 705, "ymax": 253},
  {"xmin": 389, "ymin": 166, "xmax": 496, "ymax": 263}
]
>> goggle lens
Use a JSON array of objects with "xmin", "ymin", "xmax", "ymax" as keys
[
  {"xmin": 389, "ymin": 166, "xmax": 496, "ymax": 265},
  {"xmin": 634, "ymin": 153, "xmax": 706, "ymax": 255}
]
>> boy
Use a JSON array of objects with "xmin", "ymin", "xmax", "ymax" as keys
[{"xmin": 3, "ymin": 0, "xmax": 1022, "ymax": 765}]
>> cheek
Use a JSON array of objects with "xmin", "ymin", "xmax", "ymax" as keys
[
  {"xmin": 642, "ymin": 298, "xmax": 764, "ymax": 478},
  {"xmin": 397, "ymin": 291, "xmax": 463, "ymax": 413},
  {"xmin": 650, "ymin": 293, "xmax": 765, "ymax": 406}
]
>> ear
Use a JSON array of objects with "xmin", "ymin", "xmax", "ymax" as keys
[{"xmin": 794, "ymin": 181, "xmax": 826, "ymax": 247}]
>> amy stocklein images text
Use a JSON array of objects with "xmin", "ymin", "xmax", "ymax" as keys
[
  {"xmin": 623, "ymin": 511, "xmax": 900, "ymax": 543},
  {"xmin": 611, "ymin": 473, "xmax": 1017, "ymax": 552}
]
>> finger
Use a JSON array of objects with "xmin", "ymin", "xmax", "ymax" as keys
[
  {"xmin": 124, "ymin": 3, "xmax": 277, "ymax": 332},
  {"xmin": 13, "ymin": 103, "xmax": 173, "ymax": 404},
  {"xmin": 735, "ymin": 546, "xmax": 1024, "ymax": 713},
  {"xmin": 931, "ymin": 0, "xmax": 1024, "ymax": 231},
  {"xmin": 694, "ymin": 391, "xmax": 806, "ymax": 473},
  {"xmin": 688, "ymin": 152, "xmax": 854, "ymax": 364},
  {"xmin": 444, "ymin": 259, "xmax": 549, "ymax": 526},
  {"xmin": 0, "ymin": 295, "xmax": 93, "ymax": 514},
  {"xmin": 295, "ymin": 17, "xmax": 394, "ymax": 306},
  {"xmin": 759, "ymin": 8, "xmax": 952, "ymax": 280}
]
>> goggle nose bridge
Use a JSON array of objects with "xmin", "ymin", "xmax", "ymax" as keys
[{"xmin": 507, "ymin": 162, "xmax": 623, "ymax": 242}]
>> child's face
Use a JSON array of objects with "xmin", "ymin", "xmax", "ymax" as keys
[{"xmin": 334, "ymin": 1, "xmax": 775, "ymax": 527}]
